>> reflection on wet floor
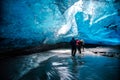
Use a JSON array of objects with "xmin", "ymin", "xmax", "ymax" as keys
[
  {"xmin": 19, "ymin": 55, "xmax": 84, "ymax": 80},
  {"xmin": 0, "ymin": 49, "xmax": 120, "ymax": 80}
]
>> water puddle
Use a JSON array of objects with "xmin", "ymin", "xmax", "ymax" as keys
[{"xmin": 0, "ymin": 49, "xmax": 120, "ymax": 80}]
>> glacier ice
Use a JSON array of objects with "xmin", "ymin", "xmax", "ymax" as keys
[{"xmin": 0, "ymin": 0, "xmax": 120, "ymax": 48}]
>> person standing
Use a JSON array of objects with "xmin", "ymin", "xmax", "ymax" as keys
[
  {"xmin": 70, "ymin": 37, "xmax": 76, "ymax": 56},
  {"xmin": 80, "ymin": 39, "xmax": 84, "ymax": 52},
  {"xmin": 76, "ymin": 39, "xmax": 81, "ymax": 54}
]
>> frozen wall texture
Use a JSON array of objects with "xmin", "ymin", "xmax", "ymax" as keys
[{"xmin": 0, "ymin": 0, "xmax": 120, "ymax": 49}]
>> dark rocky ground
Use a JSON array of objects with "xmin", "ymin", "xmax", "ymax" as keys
[
  {"xmin": 87, "ymin": 46, "xmax": 120, "ymax": 58},
  {"xmin": 0, "ymin": 42, "xmax": 120, "ymax": 59},
  {"xmin": 0, "ymin": 42, "xmax": 70, "ymax": 58}
]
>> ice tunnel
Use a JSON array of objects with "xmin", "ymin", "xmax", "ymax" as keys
[{"xmin": 0, "ymin": 0, "xmax": 120, "ymax": 49}]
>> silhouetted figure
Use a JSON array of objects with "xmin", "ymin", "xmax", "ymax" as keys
[
  {"xmin": 80, "ymin": 39, "xmax": 84, "ymax": 52},
  {"xmin": 70, "ymin": 37, "xmax": 76, "ymax": 56},
  {"xmin": 76, "ymin": 39, "xmax": 81, "ymax": 54}
]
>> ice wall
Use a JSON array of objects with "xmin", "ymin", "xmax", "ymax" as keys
[{"xmin": 0, "ymin": 0, "xmax": 120, "ymax": 49}]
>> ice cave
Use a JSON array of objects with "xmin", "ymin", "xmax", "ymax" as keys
[
  {"xmin": 0, "ymin": 0, "xmax": 120, "ymax": 48},
  {"xmin": 0, "ymin": 0, "xmax": 120, "ymax": 80}
]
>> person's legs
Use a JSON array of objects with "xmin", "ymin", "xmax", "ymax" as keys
[
  {"xmin": 77, "ymin": 46, "xmax": 81, "ymax": 54},
  {"xmin": 71, "ymin": 47, "xmax": 74, "ymax": 56},
  {"xmin": 79, "ymin": 47, "xmax": 81, "ymax": 54},
  {"xmin": 73, "ymin": 48, "xmax": 76, "ymax": 56},
  {"xmin": 71, "ymin": 47, "xmax": 76, "ymax": 56},
  {"xmin": 72, "ymin": 47, "xmax": 75, "ymax": 56},
  {"xmin": 82, "ymin": 45, "xmax": 84, "ymax": 52}
]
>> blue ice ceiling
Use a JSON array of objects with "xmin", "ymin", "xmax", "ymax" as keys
[{"xmin": 0, "ymin": 0, "xmax": 120, "ymax": 48}]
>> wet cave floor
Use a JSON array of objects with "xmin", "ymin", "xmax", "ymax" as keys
[{"xmin": 0, "ymin": 47, "xmax": 120, "ymax": 80}]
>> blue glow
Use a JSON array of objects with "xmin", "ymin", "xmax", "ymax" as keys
[{"xmin": 0, "ymin": 0, "xmax": 120, "ymax": 48}]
